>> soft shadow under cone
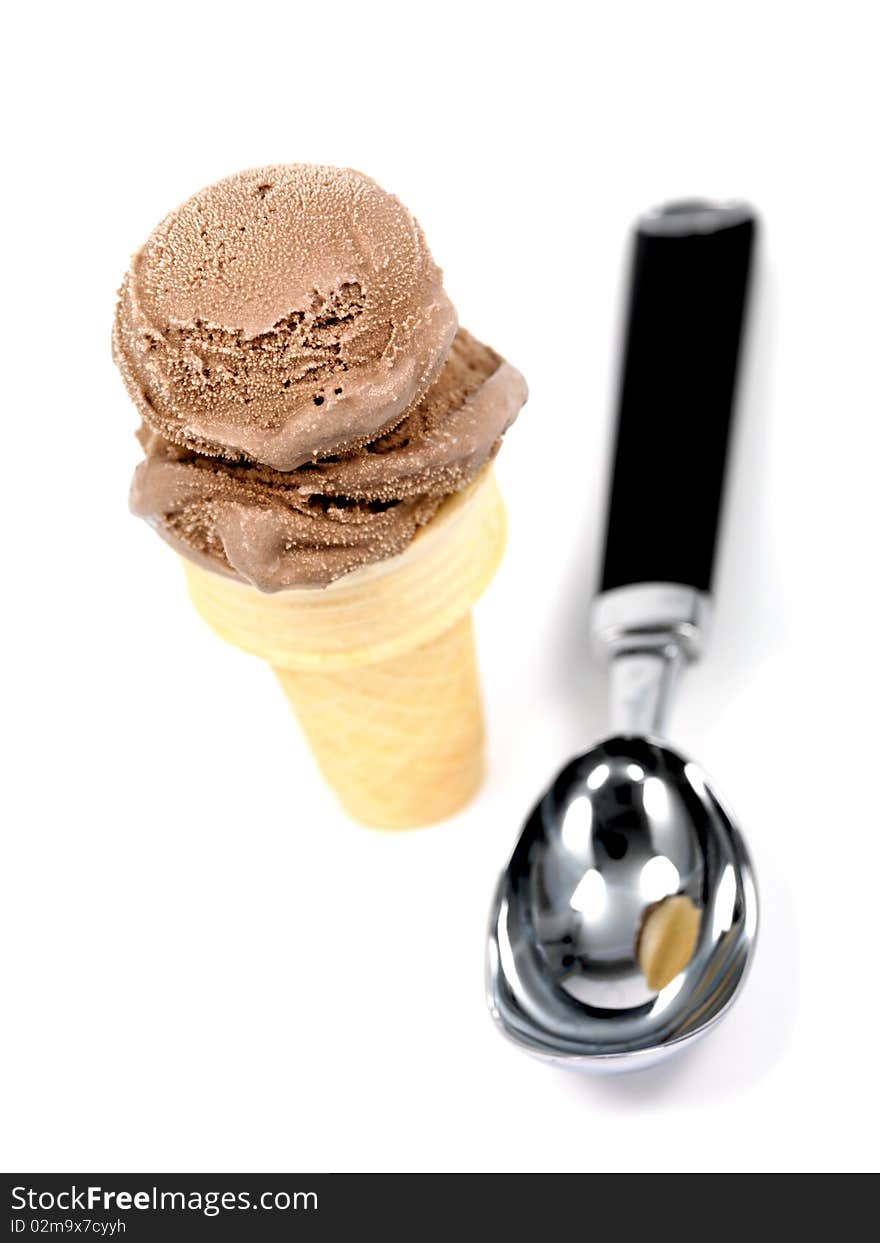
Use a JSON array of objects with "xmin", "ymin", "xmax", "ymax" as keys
[{"xmin": 182, "ymin": 468, "xmax": 507, "ymax": 829}]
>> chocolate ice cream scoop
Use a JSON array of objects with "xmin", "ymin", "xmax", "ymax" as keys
[
  {"xmin": 288, "ymin": 329, "xmax": 527, "ymax": 503},
  {"xmin": 115, "ymin": 165, "xmax": 526, "ymax": 591},
  {"xmin": 130, "ymin": 328, "xmax": 526, "ymax": 590},
  {"xmin": 113, "ymin": 164, "xmax": 458, "ymax": 470}
]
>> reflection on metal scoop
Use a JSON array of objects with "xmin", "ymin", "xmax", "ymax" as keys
[{"xmin": 487, "ymin": 201, "xmax": 759, "ymax": 1070}]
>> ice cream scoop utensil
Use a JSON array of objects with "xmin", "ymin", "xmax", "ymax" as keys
[{"xmin": 487, "ymin": 201, "xmax": 758, "ymax": 1069}]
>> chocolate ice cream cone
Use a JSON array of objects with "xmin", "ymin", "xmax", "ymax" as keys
[{"xmin": 114, "ymin": 165, "xmax": 526, "ymax": 829}]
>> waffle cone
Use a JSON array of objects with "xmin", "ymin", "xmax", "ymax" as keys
[{"xmin": 181, "ymin": 468, "xmax": 507, "ymax": 829}]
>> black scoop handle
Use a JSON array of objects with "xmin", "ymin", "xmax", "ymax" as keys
[{"xmin": 599, "ymin": 201, "xmax": 756, "ymax": 595}]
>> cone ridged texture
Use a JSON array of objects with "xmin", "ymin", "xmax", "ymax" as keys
[
  {"xmin": 274, "ymin": 615, "xmax": 482, "ymax": 828},
  {"xmin": 182, "ymin": 468, "xmax": 506, "ymax": 829}
]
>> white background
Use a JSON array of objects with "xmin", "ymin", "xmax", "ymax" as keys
[{"xmin": 3, "ymin": 0, "xmax": 879, "ymax": 1174}]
